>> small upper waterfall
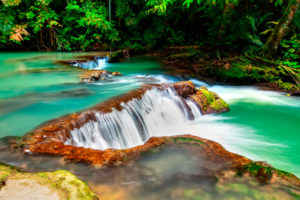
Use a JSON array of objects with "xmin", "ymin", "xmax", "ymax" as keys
[
  {"xmin": 65, "ymin": 88, "xmax": 202, "ymax": 150},
  {"xmin": 71, "ymin": 57, "xmax": 108, "ymax": 70}
]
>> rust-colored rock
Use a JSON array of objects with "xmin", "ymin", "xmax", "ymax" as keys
[
  {"xmin": 14, "ymin": 81, "xmax": 231, "ymax": 168},
  {"xmin": 13, "ymin": 134, "xmax": 300, "ymax": 189},
  {"xmin": 170, "ymin": 81, "xmax": 196, "ymax": 98},
  {"xmin": 80, "ymin": 70, "xmax": 123, "ymax": 82},
  {"xmin": 18, "ymin": 81, "xmax": 225, "ymax": 157}
]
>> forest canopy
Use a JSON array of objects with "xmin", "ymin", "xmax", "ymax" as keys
[{"xmin": 0, "ymin": 0, "xmax": 299, "ymax": 60}]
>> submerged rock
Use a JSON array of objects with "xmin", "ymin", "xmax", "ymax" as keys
[
  {"xmin": 80, "ymin": 70, "xmax": 122, "ymax": 83},
  {"xmin": 0, "ymin": 163, "xmax": 97, "ymax": 200}
]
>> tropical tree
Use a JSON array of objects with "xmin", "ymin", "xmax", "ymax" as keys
[{"xmin": 263, "ymin": 0, "xmax": 300, "ymax": 58}]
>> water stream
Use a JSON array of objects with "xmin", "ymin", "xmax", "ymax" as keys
[{"xmin": 0, "ymin": 52, "xmax": 300, "ymax": 198}]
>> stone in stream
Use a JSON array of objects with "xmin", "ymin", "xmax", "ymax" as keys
[
  {"xmin": 80, "ymin": 70, "xmax": 122, "ymax": 83},
  {"xmin": 190, "ymin": 86, "xmax": 229, "ymax": 114},
  {"xmin": 0, "ymin": 163, "xmax": 97, "ymax": 200},
  {"xmin": 55, "ymin": 54, "xmax": 123, "ymax": 83}
]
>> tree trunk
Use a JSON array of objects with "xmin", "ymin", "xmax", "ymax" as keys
[{"xmin": 263, "ymin": 0, "xmax": 300, "ymax": 58}]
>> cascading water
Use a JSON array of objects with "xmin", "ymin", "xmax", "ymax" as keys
[
  {"xmin": 65, "ymin": 88, "xmax": 202, "ymax": 150},
  {"xmin": 71, "ymin": 57, "xmax": 108, "ymax": 70}
]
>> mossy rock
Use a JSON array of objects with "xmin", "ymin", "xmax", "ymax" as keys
[
  {"xmin": 0, "ymin": 162, "xmax": 17, "ymax": 185},
  {"xmin": 0, "ymin": 163, "xmax": 98, "ymax": 200},
  {"xmin": 236, "ymin": 161, "xmax": 300, "ymax": 186},
  {"xmin": 173, "ymin": 136, "xmax": 206, "ymax": 145},
  {"xmin": 190, "ymin": 86, "xmax": 229, "ymax": 114}
]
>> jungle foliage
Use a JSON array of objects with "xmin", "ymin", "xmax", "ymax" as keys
[{"xmin": 0, "ymin": 0, "xmax": 299, "ymax": 62}]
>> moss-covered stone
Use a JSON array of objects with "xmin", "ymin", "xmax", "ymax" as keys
[
  {"xmin": 0, "ymin": 163, "xmax": 98, "ymax": 200},
  {"xmin": 190, "ymin": 86, "xmax": 229, "ymax": 114},
  {"xmin": 173, "ymin": 136, "xmax": 206, "ymax": 145},
  {"xmin": 210, "ymin": 99, "xmax": 229, "ymax": 111},
  {"xmin": 236, "ymin": 161, "xmax": 297, "ymax": 185},
  {"xmin": 0, "ymin": 163, "xmax": 16, "ymax": 185}
]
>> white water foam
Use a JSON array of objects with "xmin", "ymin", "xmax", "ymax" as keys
[
  {"xmin": 209, "ymin": 85, "xmax": 300, "ymax": 106},
  {"xmin": 65, "ymin": 85, "xmax": 284, "ymax": 153},
  {"xmin": 71, "ymin": 57, "xmax": 108, "ymax": 70},
  {"xmin": 65, "ymin": 88, "xmax": 201, "ymax": 150}
]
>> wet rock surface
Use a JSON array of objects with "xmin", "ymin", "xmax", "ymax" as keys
[
  {"xmin": 4, "ymin": 135, "xmax": 300, "ymax": 200},
  {"xmin": 80, "ymin": 70, "xmax": 122, "ymax": 82}
]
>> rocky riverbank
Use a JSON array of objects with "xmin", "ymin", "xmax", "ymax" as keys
[
  {"xmin": 58, "ymin": 48, "xmax": 299, "ymax": 95},
  {"xmin": 159, "ymin": 46, "xmax": 300, "ymax": 95}
]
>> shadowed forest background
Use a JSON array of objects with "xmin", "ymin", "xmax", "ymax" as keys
[{"xmin": 1, "ymin": 0, "xmax": 299, "ymax": 59}]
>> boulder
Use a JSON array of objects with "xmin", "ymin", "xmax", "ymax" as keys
[
  {"xmin": 190, "ymin": 86, "xmax": 230, "ymax": 114},
  {"xmin": 81, "ymin": 70, "xmax": 123, "ymax": 83},
  {"xmin": 0, "ymin": 163, "xmax": 97, "ymax": 200}
]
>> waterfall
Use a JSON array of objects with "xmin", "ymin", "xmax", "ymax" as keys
[
  {"xmin": 71, "ymin": 57, "xmax": 108, "ymax": 70},
  {"xmin": 65, "ymin": 88, "xmax": 202, "ymax": 150}
]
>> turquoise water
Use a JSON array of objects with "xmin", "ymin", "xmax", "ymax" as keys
[
  {"xmin": 0, "ymin": 53, "xmax": 164, "ymax": 136},
  {"xmin": 0, "ymin": 52, "xmax": 299, "ymax": 178},
  {"xmin": 207, "ymin": 86, "xmax": 300, "ymax": 177}
]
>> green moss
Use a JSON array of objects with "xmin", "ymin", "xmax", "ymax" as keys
[
  {"xmin": 183, "ymin": 189, "xmax": 210, "ymax": 200},
  {"xmin": 0, "ymin": 163, "xmax": 18, "ymax": 184},
  {"xmin": 277, "ymin": 81, "xmax": 298, "ymax": 91},
  {"xmin": 198, "ymin": 87, "xmax": 229, "ymax": 112},
  {"xmin": 210, "ymin": 99, "xmax": 229, "ymax": 111},
  {"xmin": 237, "ymin": 162, "xmax": 273, "ymax": 177},
  {"xmin": 237, "ymin": 161, "xmax": 293, "ymax": 183},
  {"xmin": 287, "ymin": 189, "xmax": 300, "ymax": 198},
  {"xmin": 37, "ymin": 170, "xmax": 97, "ymax": 200},
  {"xmin": 173, "ymin": 137, "xmax": 206, "ymax": 145},
  {"xmin": 141, "ymin": 147, "xmax": 162, "ymax": 156},
  {"xmin": 0, "ymin": 163, "xmax": 97, "ymax": 200},
  {"xmin": 200, "ymin": 88, "xmax": 215, "ymax": 104}
]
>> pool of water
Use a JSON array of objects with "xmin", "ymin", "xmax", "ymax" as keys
[
  {"xmin": 0, "ymin": 51, "xmax": 299, "ymax": 180},
  {"xmin": 0, "ymin": 53, "xmax": 165, "ymax": 136}
]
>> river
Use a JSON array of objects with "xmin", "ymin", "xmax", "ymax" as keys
[{"xmin": 0, "ymin": 52, "xmax": 299, "ymax": 199}]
